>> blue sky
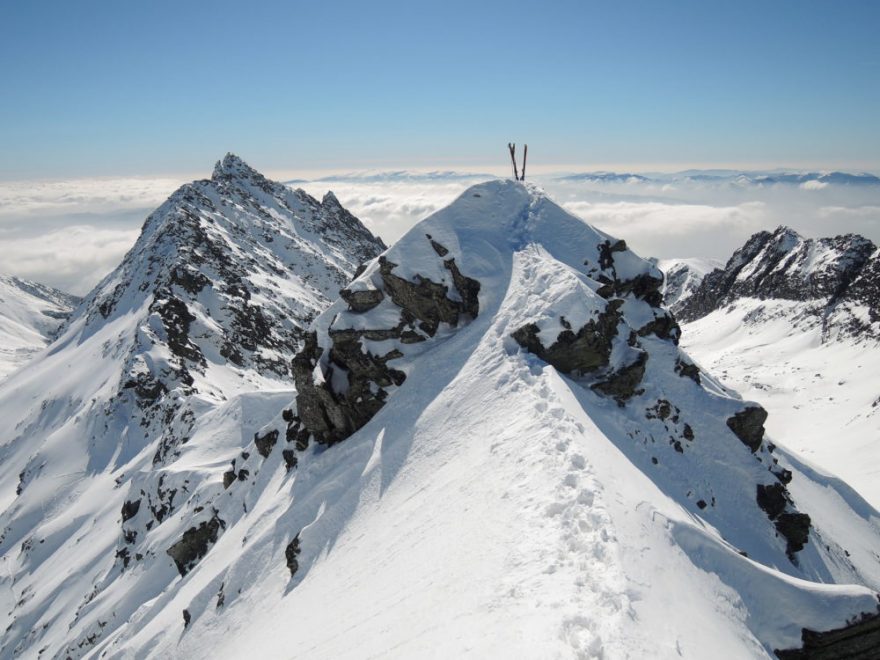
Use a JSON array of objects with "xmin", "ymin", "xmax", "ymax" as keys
[{"xmin": 1, "ymin": 0, "xmax": 879, "ymax": 178}]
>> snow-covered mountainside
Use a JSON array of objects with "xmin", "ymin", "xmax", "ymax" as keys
[
  {"xmin": 0, "ymin": 154, "xmax": 385, "ymax": 658},
  {"xmin": 659, "ymin": 227, "xmax": 880, "ymax": 509},
  {"xmin": 675, "ymin": 225, "xmax": 879, "ymax": 341},
  {"xmin": 653, "ymin": 257, "xmax": 722, "ymax": 313},
  {"xmin": 0, "ymin": 275, "xmax": 79, "ymax": 381},
  {"xmin": 3, "ymin": 179, "xmax": 880, "ymax": 658},
  {"xmin": 679, "ymin": 302, "xmax": 880, "ymax": 510}
]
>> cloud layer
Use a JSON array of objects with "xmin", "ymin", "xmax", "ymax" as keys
[{"xmin": 2, "ymin": 172, "xmax": 879, "ymax": 296}]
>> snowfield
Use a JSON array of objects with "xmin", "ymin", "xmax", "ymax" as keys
[
  {"xmin": 680, "ymin": 299, "xmax": 880, "ymax": 510},
  {"xmin": 0, "ymin": 275, "xmax": 78, "ymax": 381},
  {"xmin": 2, "ymin": 174, "xmax": 879, "ymax": 659}
]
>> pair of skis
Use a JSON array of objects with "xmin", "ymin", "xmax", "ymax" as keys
[{"xmin": 508, "ymin": 143, "xmax": 527, "ymax": 181}]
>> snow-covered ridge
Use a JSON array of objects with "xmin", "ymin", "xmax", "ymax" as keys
[
  {"xmin": 0, "ymin": 274, "xmax": 79, "ymax": 381},
  {"xmin": 248, "ymin": 180, "xmax": 880, "ymax": 657}
]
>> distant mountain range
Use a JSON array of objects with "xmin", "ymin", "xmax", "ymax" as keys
[
  {"xmin": 283, "ymin": 168, "xmax": 880, "ymax": 188},
  {"xmin": 558, "ymin": 170, "xmax": 880, "ymax": 187}
]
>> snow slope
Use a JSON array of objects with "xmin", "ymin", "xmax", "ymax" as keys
[
  {"xmin": 0, "ymin": 275, "xmax": 79, "ymax": 381},
  {"xmin": 661, "ymin": 227, "xmax": 880, "ymax": 508},
  {"xmin": 24, "ymin": 180, "xmax": 873, "ymax": 659},
  {"xmin": 0, "ymin": 155, "xmax": 385, "ymax": 658},
  {"xmin": 680, "ymin": 299, "xmax": 880, "ymax": 509}
]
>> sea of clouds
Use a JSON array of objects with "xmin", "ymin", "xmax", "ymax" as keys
[{"xmin": 1, "ymin": 170, "xmax": 878, "ymax": 296}]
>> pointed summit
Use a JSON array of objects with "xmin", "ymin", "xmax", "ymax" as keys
[
  {"xmin": 322, "ymin": 190, "xmax": 342, "ymax": 208},
  {"xmin": 212, "ymin": 152, "xmax": 261, "ymax": 181}
]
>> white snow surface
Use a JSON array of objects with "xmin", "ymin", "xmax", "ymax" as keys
[
  {"xmin": 0, "ymin": 275, "xmax": 78, "ymax": 381},
  {"xmin": 681, "ymin": 298, "xmax": 880, "ymax": 509},
  {"xmin": 2, "ymin": 179, "xmax": 879, "ymax": 659}
]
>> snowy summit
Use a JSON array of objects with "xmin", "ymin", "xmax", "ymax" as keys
[{"xmin": 1, "ymin": 172, "xmax": 879, "ymax": 659}]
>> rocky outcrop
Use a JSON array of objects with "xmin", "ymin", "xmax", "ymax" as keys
[
  {"xmin": 285, "ymin": 536, "xmax": 301, "ymax": 577},
  {"xmin": 591, "ymin": 351, "xmax": 648, "ymax": 405},
  {"xmin": 511, "ymin": 300, "xmax": 623, "ymax": 375},
  {"xmin": 167, "ymin": 514, "xmax": 224, "ymax": 576},
  {"xmin": 674, "ymin": 357, "xmax": 701, "ymax": 384},
  {"xmin": 293, "ymin": 237, "xmax": 481, "ymax": 446},
  {"xmin": 775, "ymin": 611, "xmax": 880, "ymax": 659},
  {"xmin": 254, "ymin": 429, "xmax": 279, "ymax": 458},
  {"xmin": 512, "ymin": 239, "xmax": 669, "ymax": 405},
  {"xmin": 726, "ymin": 406, "xmax": 769, "ymax": 453},
  {"xmin": 340, "ymin": 288, "xmax": 384, "ymax": 313}
]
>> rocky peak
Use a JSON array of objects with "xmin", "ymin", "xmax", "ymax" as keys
[
  {"xmin": 674, "ymin": 225, "xmax": 879, "ymax": 339},
  {"xmin": 212, "ymin": 152, "xmax": 261, "ymax": 181},
  {"xmin": 322, "ymin": 190, "xmax": 341, "ymax": 208},
  {"xmin": 45, "ymin": 154, "xmax": 385, "ymax": 465}
]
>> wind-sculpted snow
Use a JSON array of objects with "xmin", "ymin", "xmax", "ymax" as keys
[
  {"xmin": 2, "ymin": 179, "xmax": 880, "ymax": 658},
  {"xmin": 0, "ymin": 154, "xmax": 384, "ymax": 658}
]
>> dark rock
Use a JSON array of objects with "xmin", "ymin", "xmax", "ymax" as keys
[
  {"xmin": 656, "ymin": 400, "xmax": 672, "ymax": 420},
  {"xmin": 675, "ymin": 227, "xmax": 877, "ymax": 335},
  {"xmin": 726, "ymin": 406, "xmax": 768, "ymax": 453},
  {"xmin": 121, "ymin": 499, "xmax": 141, "ymax": 522},
  {"xmin": 282, "ymin": 408, "xmax": 294, "ymax": 423},
  {"xmin": 444, "ymin": 258, "xmax": 480, "ymax": 319},
  {"xmin": 285, "ymin": 535, "xmax": 301, "ymax": 577},
  {"xmin": 617, "ymin": 273, "xmax": 665, "ymax": 308},
  {"xmin": 683, "ymin": 423, "xmax": 695, "ymax": 441},
  {"xmin": 282, "ymin": 449, "xmax": 297, "ymax": 471},
  {"xmin": 116, "ymin": 547, "xmax": 131, "ymax": 568},
  {"xmin": 511, "ymin": 300, "xmax": 623, "ymax": 375},
  {"xmin": 774, "ymin": 468, "xmax": 793, "ymax": 485},
  {"xmin": 222, "ymin": 470, "xmax": 236, "ymax": 489},
  {"xmin": 167, "ymin": 515, "xmax": 223, "ymax": 576},
  {"xmin": 428, "ymin": 237, "xmax": 449, "ymax": 256},
  {"xmin": 183, "ymin": 609, "xmax": 191, "ymax": 628},
  {"xmin": 378, "ymin": 256, "xmax": 462, "ymax": 336},
  {"xmin": 292, "ymin": 254, "xmax": 481, "ymax": 447},
  {"xmin": 254, "ymin": 429, "xmax": 279, "ymax": 458},
  {"xmin": 697, "ymin": 500, "xmax": 707, "ymax": 510},
  {"xmin": 637, "ymin": 311, "xmax": 681, "ymax": 344},
  {"xmin": 122, "ymin": 373, "xmax": 168, "ymax": 405},
  {"xmin": 152, "ymin": 295, "xmax": 204, "ymax": 366},
  {"xmin": 757, "ymin": 483, "xmax": 789, "ymax": 520},
  {"xmin": 591, "ymin": 351, "xmax": 648, "ymax": 405},
  {"xmin": 170, "ymin": 265, "xmax": 210, "ymax": 295},
  {"xmin": 776, "ymin": 512, "xmax": 812, "ymax": 559},
  {"xmin": 674, "ymin": 358, "xmax": 701, "ymax": 384},
  {"xmin": 340, "ymin": 288, "xmax": 384, "ymax": 313},
  {"xmin": 775, "ymin": 611, "xmax": 880, "ymax": 659}
]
